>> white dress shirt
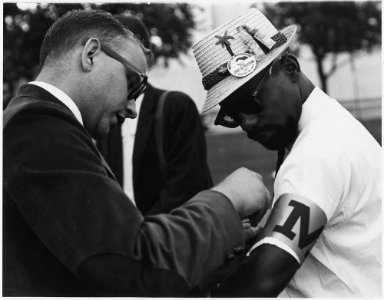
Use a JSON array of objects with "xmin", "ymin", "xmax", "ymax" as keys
[
  {"xmin": 121, "ymin": 94, "xmax": 144, "ymax": 204},
  {"xmin": 29, "ymin": 81, "xmax": 83, "ymax": 125}
]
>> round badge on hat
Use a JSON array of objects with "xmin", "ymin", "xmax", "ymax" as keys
[{"xmin": 227, "ymin": 53, "xmax": 257, "ymax": 77}]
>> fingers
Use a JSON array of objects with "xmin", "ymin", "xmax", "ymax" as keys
[
  {"xmin": 212, "ymin": 167, "xmax": 270, "ymax": 218},
  {"xmin": 244, "ymin": 225, "xmax": 263, "ymax": 245}
]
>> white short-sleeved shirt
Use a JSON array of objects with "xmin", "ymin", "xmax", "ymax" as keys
[
  {"xmin": 272, "ymin": 88, "xmax": 381, "ymax": 297},
  {"xmin": 121, "ymin": 94, "xmax": 144, "ymax": 204}
]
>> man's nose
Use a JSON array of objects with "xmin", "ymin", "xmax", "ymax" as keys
[
  {"xmin": 125, "ymin": 98, "xmax": 137, "ymax": 119},
  {"xmin": 238, "ymin": 113, "xmax": 258, "ymax": 132}
]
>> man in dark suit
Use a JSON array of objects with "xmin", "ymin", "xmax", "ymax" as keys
[
  {"xmin": 3, "ymin": 9, "xmax": 271, "ymax": 296},
  {"xmin": 98, "ymin": 15, "xmax": 213, "ymax": 215}
]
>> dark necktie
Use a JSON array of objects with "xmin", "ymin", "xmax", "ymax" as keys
[
  {"xmin": 96, "ymin": 147, "xmax": 117, "ymax": 181},
  {"xmin": 275, "ymin": 148, "xmax": 286, "ymax": 175}
]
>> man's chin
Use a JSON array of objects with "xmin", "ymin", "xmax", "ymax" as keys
[
  {"xmin": 92, "ymin": 128, "xmax": 110, "ymax": 141},
  {"xmin": 246, "ymin": 132, "xmax": 289, "ymax": 150},
  {"xmin": 262, "ymin": 142, "xmax": 280, "ymax": 151},
  {"xmin": 246, "ymin": 132, "xmax": 274, "ymax": 149}
]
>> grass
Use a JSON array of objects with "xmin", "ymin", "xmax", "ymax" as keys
[{"xmin": 205, "ymin": 118, "xmax": 381, "ymax": 194}]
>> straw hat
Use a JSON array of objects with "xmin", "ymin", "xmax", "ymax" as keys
[{"xmin": 193, "ymin": 8, "xmax": 297, "ymax": 113}]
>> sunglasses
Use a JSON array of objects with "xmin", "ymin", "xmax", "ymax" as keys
[
  {"xmin": 100, "ymin": 44, "xmax": 148, "ymax": 100},
  {"xmin": 214, "ymin": 58, "xmax": 279, "ymax": 128}
]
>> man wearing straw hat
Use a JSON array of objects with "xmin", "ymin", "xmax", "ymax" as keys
[{"xmin": 193, "ymin": 7, "xmax": 381, "ymax": 297}]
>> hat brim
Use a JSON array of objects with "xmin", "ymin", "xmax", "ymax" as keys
[{"xmin": 202, "ymin": 24, "xmax": 297, "ymax": 113}]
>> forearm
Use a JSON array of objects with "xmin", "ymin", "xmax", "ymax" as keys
[
  {"xmin": 77, "ymin": 190, "xmax": 244, "ymax": 296},
  {"xmin": 77, "ymin": 253, "xmax": 189, "ymax": 296},
  {"xmin": 213, "ymin": 244, "xmax": 299, "ymax": 297},
  {"xmin": 12, "ymin": 169, "xmax": 244, "ymax": 296},
  {"xmin": 137, "ymin": 190, "xmax": 245, "ymax": 288}
]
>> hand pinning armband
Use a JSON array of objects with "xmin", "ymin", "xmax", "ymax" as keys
[{"xmin": 247, "ymin": 193, "xmax": 327, "ymax": 264}]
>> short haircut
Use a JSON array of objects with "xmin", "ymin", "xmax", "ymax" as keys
[
  {"xmin": 39, "ymin": 9, "xmax": 153, "ymax": 70},
  {"xmin": 114, "ymin": 14, "xmax": 151, "ymax": 50}
]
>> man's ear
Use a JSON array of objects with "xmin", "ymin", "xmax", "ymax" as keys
[
  {"xmin": 81, "ymin": 38, "xmax": 102, "ymax": 72},
  {"xmin": 282, "ymin": 53, "xmax": 300, "ymax": 82}
]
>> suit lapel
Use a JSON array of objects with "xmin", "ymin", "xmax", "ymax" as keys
[
  {"xmin": 132, "ymin": 84, "xmax": 158, "ymax": 188},
  {"xmin": 98, "ymin": 125, "xmax": 123, "ymax": 185},
  {"xmin": 95, "ymin": 148, "xmax": 117, "ymax": 181},
  {"xmin": 13, "ymin": 84, "xmax": 117, "ymax": 181}
]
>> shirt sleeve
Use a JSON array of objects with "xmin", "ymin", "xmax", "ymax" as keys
[{"xmin": 274, "ymin": 135, "xmax": 351, "ymax": 221}]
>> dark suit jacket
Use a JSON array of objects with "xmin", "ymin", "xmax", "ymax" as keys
[
  {"xmin": 98, "ymin": 84, "xmax": 213, "ymax": 214},
  {"xmin": 3, "ymin": 84, "xmax": 245, "ymax": 296}
]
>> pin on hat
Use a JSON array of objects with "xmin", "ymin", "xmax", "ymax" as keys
[{"xmin": 193, "ymin": 8, "xmax": 297, "ymax": 113}]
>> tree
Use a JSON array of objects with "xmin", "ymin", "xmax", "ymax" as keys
[
  {"xmin": 261, "ymin": 2, "xmax": 381, "ymax": 93},
  {"xmin": 4, "ymin": 3, "xmax": 83, "ymax": 85},
  {"xmin": 3, "ymin": 3, "xmax": 197, "ymax": 86},
  {"xmin": 97, "ymin": 3, "xmax": 197, "ymax": 65}
]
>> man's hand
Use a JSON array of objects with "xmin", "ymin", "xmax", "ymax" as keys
[
  {"xmin": 212, "ymin": 167, "xmax": 272, "ymax": 218},
  {"xmin": 242, "ymin": 218, "xmax": 262, "ymax": 246}
]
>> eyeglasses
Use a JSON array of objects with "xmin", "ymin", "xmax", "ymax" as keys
[
  {"xmin": 251, "ymin": 58, "xmax": 279, "ymax": 101},
  {"xmin": 214, "ymin": 58, "xmax": 279, "ymax": 128},
  {"xmin": 100, "ymin": 44, "xmax": 147, "ymax": 100}
]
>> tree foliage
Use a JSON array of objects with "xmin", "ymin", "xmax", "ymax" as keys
[
  {"xmin": 261, "ymin": 1, "xmax": 381, "ymax": 92},
  {"xmin": 3, "ymin": 3, "xmax": 197, "ymax": 85}
]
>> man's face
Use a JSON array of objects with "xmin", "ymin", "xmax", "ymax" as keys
[
  {"xmin": 86, "ymin": 38, "xmax": 147, "ymax": 139},
  {"xmin": 216, "ymin": 63, "xmax": 302, "ymax": 150}
]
